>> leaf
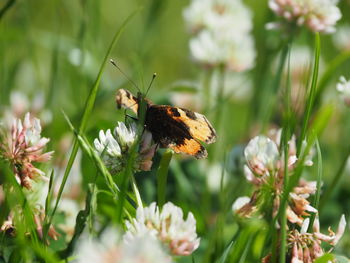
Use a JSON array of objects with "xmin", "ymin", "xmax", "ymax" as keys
[
  {"xmin": 217, "ymin": 241, "xmax": 234, "ymax": 263},
  {"xmin": 313, "ymin": 253, "xmax": 334, "ymax": 263},
  {"xmin": 48, "ymin": 8, "xmax": 139, "ymax": 226}
]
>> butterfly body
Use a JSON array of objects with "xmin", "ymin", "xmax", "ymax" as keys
[{"xmin": 116, "ymin": 89, "xmax": 216, "ymax": 159}]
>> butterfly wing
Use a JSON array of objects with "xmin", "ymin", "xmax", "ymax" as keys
[
  {"xmin": 115, "ymin": 89, "xmax": 138, "ymax": 114},
  {"xmin": 151, "ymin": 106, "xmax": 216, "ymax": 144},
  {"xmin": 145, "ymin": 105, "xmax": 215, "ymax": 159}
]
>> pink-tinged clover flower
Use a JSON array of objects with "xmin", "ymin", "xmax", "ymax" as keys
[
  {"xmin": 268, "ymin": 0, "xmax": 342, "ymax": 34},
  {"xmin": 124, "ymin": 202, "xmax": 200, "ymax": 256},
  {"xmin": 288, "ymin": 215, "xmax": 346, "ymax": 262},
  {"xmin": 0, "ymin": 112, "xmax": 53, "ymax": 189},
  {"xmin": 236, "ymin": 129, "xmax": 317, "ymax": 224}
]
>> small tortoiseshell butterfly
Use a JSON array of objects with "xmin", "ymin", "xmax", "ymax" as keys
[{"xmin": 116, "ymin": 89, "xmax": 217, "ymax": 159}]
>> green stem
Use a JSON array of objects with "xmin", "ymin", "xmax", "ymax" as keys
[
  {"xmin": 261, "ymin": 40, "xmax": 290, "ymax": 132},
  {"xmin": 297, "ymin": 33, "xmax": 320, "ymax": 154},
  {"xmin": 157, "ymin": 149, "xmax": 173, "ymax": 207}
]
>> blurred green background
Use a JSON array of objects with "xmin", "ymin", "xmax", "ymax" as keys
[{"xmin": 1, "ymin": 0, "xmax": 350, "ymax": 261}]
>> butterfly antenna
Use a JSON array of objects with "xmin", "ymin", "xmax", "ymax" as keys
[
  {"xmin": 110, "ymin": 59, "xmax": 140, "ymax": 92},
  {"xmin": 145, "ymin": 72, "xmax": 157, "ymax": 97}
]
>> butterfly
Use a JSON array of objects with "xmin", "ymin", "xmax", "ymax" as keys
[{"xmin": 116, "ymin": 89, "xmax": 217, "ymax": 159}]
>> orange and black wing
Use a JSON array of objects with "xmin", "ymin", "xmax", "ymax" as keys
[
  {"xmin": 145, "ymin": 105, "xmax": 216, "ymax": 159},
  {"xmin": 115, "ymin": 89, "xmax": 138, "ymax": 114}
]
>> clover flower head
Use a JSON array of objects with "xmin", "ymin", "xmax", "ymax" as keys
[
  {"xmin": 268, "ymin": 0, "xmax": 342, "ymax": 34},
  {"xmin": 244, "ymin": 135, "xmax": 279, "ymax": 176},
  {"xmin": 0, "ymin": 112, "xmax": 53, "ymax": 189},
  {"xmin": 114, "ymin": 121, "xmax": 137, "ymax": 151},
  {"xmin": 94, "ymin": 122, "xmax": 156, "ymax": 174},
  {"xmin": 124, "ymin": 202, "xmax": 200, "ymax": 256},
  {"xmin": 336, "ymin": 76, "xmax": 350, "ymax": 107},
  {"xmin": 183, "ymin": 0, "xmax": 255, "ymax": 72},
  {"xmin": 76, "ymin": 229, "xmax": 172, "ymax": 263},
  {"xmin": 288, "ymin": 215, "xmax": 346, "ymax": 262}
]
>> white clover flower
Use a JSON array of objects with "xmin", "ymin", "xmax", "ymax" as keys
[
  {"xmin": 76, "ymin": 230, "xmax": 172, "ymax": 263},
  {"xmin": 333, "ymin": 26, "xmax": 350, "ymax": 50},
  {"xmin": 184, "ymin": 0, "xmax": 252, "ymax": 35},
  {"xmin": 184, "ymin": 0, "xmax": 255, "ymax": 72},
  {"xmin": 124, "ymin": 202, "xmax": 200, "ymax": 256},
  {"xmin": 94, "ymin": 122, "xmax": 156, "ymax": 174},
  {"xmin": 244, "ymin": 136, "xmax": 279, "ymax": 176},
  {"xmin": 114, "ymin": 122, "xmax": 137, "ymax": 151},
  {"xmin": 268, "ymin": 0, "xmax": 342, "ymax": 34},
  {"xmin": 94, "ymin": 129, "xmax": 121, "ymax": 157},
  {"xmin": 189, "ymin": 30, "xmax": 227, "ymax": 68},
  {"xmin": 337, "ymin": 76, "xmax": 350, "ymax": 107}
]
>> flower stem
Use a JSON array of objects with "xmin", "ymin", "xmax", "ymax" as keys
[
  {"xmin": 157, "ymin": 149, "xmax": 173, "ymax": 207},
  {"xmin": 297, "ymin": 33, "xmax": 320, "ymax": 154}
]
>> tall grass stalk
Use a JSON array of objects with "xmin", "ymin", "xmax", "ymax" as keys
[
  {"xmin": 297, "ymin": 33, "xmax": 320, "ymax": 154},
  {"xmin": 157, "ymin": 149, "xmax": 173, "ymax": 207},
  {"xmin": 261, "ymin": 39, "xmax": 290, "ymax": 131},
  {"xmin": 49, "ymin": 10, "xmax": 138, "ymax": 226},
  {"xmin": 278, "ymin": 42, "xmax": 292, "ymax": 263}
]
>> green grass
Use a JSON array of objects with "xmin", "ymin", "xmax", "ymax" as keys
[{"xmin": 1, "ymin": 0, "xmax": 350, "ymax": 262}]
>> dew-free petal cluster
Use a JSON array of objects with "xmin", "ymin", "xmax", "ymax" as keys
[
  {"xmin": 244, "ymin": 135, "xmax": 279, "ymax": 176},
  {"xmin": 124, "ymin": 202, "xmax": 200, "ymax": 256},
  {"xmin": 76, "ymin": 230, "xmax": 172, "ymax": 263},
  {"xmin": 0, "ymin": 112, "xmax": 53, "ymax": 189},
  {"xmin": 183, "ymin": 0, "xmax": 255, "ymax": 71},
  {"xmin": 268, "ymin": 0, "xmax": 342, "ymax": 33},
  {"xmin": 288, "ymin": 215, "xmax": 346, "ymax": 262},
  {"xmin": 94, "ymin": 122, "xmax": 156, "ymax": 174}
]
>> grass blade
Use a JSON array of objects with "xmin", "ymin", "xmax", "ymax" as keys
[
  {"xmin": 217, "ymin": 241, "xmax": 234, "ymax": 263},
  {"xmin": 49, "ymin": 9, "xmax": 139, "ymax": 224},
  {"xmin": 297, "ymin": 33, "xmax": 320, "ymax": 154},
  {"xmin": 157, "ymin": 149, "xmax": 173, "ymax": 207},
  {"xmin": 309, "ymin": 137, "xmax": 322, "ymax": 230}
]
